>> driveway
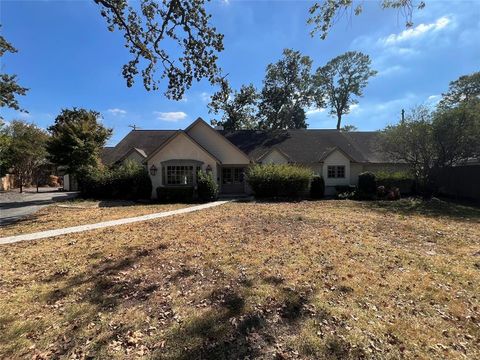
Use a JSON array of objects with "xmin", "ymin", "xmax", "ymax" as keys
[{"xmin": 0, "ymin": 188, "xmax": 78, "ymax": 226}]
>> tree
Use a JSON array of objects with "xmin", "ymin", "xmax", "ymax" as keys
[
  {"xmin": 0, "ymin": 120, "xmax": 12, "ymax": 177},
  {"xmin": 438, "ymin": 71, "xmax": 480, "ymax": 110},
  {"xmin": 308, "ymin": 0, "xmax": 426, "ymax": 40},
  {"xmin": 95, "ymin": 0, "xmax": 224, "ymax": 100},
  {"xmin": 315, "ymin": 51, "xmax": 376, "ymax": 130},
  {"xmin": 432, "ymin": 102, "xmax": 480, "ymax": 167},
  {"xmin": 3, "ymin": 120, "xmax": 49, "ymax": 193},
  {"xmin": 381, "ymin": 106, "xmax": 435, "ymax": 188},
  {"xmin": 259, "ymin": 49, "xmax": 316, "ymax": 129},
  {"xmin": 47, "ymin": 108, "xmax": 112, "ymax": 174},
  {"xmin": 341, "ymin": 124, "xmax": 357, "ymax": 131},
  {"xmin": 0, "ymin": 30, "xmax": 28, "ymax": 116},
  {"xmin": 208, "ymin": 79, "xmax": 259, "ymax": 130}
]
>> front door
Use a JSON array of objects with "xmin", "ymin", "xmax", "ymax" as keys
[{"xmin": 221, "ymin": 167, "xmax": 245, "ymax": 194}]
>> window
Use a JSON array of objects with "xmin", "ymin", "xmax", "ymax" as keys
[
  {"xmin": 327, "ymin": 165, "xmax": 345, "ymax": 179},
  {"xmin": 166, "ymin": 165, "xmax": 194, "ymax": 185},
  {"xmin": 222, "ymin": 167, "xmax": 243, "ymax": 184}
]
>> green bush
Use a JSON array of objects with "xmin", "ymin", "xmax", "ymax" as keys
[
  {"xmin": 247, "ymin": 164, "xmax": 312, "ymax": 199},
  {"xmin": 197, "ymin": 170, "xmax": 219, "ymax": 202},
  {"xmin": 78, "ymin": 161, "xmax": 152, "ymax": 200},
  {"xmin": 310, "ymin": 175, "xmax": 325, "ymax": 199},
  {"xmin": 375, "ymin": 171, "xmax": 415, "ymax": 195},
  {"xmin": 156, "ymin": 186, "xmax": 195, "ymax": 203}
]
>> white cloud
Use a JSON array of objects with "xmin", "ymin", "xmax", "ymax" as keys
[
  {"xmin": 153, "ymin": 111, "xmax": 187, "ymax": 122},
  {"xmin": 380, "ymin": 16, "xmax": 451, "ymax": 46},
  {"xmin": 376, "ymin": 65, "xmax": 409, "ymax": 77},
  {"xmin": 306, "ymin": 107, "xmax": 326, "ymax": 116},
  {"xmin": 107, "ymin": 108, "xmax": 127, "ymax": 116}
]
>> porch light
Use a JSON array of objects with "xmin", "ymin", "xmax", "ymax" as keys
[
  {"xmin": 149, "ymin": 164, "xmax": 158, "ymax": 176},
  {"xmin": 206, "ymin": 165, "xmax": 212, "ymax": 173}
]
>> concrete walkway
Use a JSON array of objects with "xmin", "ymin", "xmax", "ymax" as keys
[{"xmin": 0, "ymin": 200, "xmax": 229, "ymax": 245}]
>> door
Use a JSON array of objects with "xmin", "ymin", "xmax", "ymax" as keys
[{"xmin": 221, "ymin": 167, "xmax": 245, "ymax": 194}]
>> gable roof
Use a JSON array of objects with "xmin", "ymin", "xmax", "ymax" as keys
[
  {"xmin": 101, "ymin": 130, "xmax": 176, "ymax": 165},
  {"xmin": 102, "ymin": 123, "xmax": 394, "ymax": 165}
]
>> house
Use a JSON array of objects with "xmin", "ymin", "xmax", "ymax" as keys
[{"xmin": 96, "ymin": 118, "xmax": 407, "ymax": 197}]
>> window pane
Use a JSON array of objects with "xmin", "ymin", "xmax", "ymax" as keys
[
  {"xmin": 327, "ymin": 166, "xmax": 336, "ymax": 178},
  {"xmin": 166, "ymin": 165, "xmax": 193, "ymax": 185},
  {"xmin": 337, "ymin": 166, "xmax": 345, "ymax": 178}
]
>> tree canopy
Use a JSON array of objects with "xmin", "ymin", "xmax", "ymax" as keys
[
  {"xmin": 2, "ymin": 120, "xmax": 49, "ymax": 192},
  {"xmin": 95, "ymin": 0, "xmax": 224, "ymax": 100},
  {"xmin": 438, "ymin": 71, "xmax": 480, "ymax": 110},
  {"xmin": 208, "ymin": 80, "xmax": 259, "ymax": 130},
  {"xmin": 315, "ymin": 51, "xmax": 376, "ymax": 130},
  {"xmin": 0, "ymin": 31, "xmax": 29, "ymax": 116},
  {"xmin": 308, "ymin": 0, "xmax": 426, "ymax": 40},
  {"xmin": 47, "ymin": 108, "xmax": 112, "ymax": 174},
  {"xmin": 259, "ymin": 49, "xmax": 316, "ymax": 129}
]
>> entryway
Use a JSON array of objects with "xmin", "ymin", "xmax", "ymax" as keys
[{"xmin": 220, "ymin": 167, "xmax": 246, "ymax": 194}]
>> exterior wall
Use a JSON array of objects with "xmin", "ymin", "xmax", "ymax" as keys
[
  {"xmin": 63, "ymin": 174, "xmax": 78, "ymax": 191},
  {"xmin": 124, "ymin": 151, "xmax": 146, "ymax": 164},
  {"xmin": 350, "ymin": 163, "xmax": 363, "ymax": 185},
  {"xmin": 187, "ymin": 121, "xmax": 250, "ymax": 165},
  {"xmin": 147, "ymin": 133, "xmax": 219, "ymax": 198},
  {"xmin": 260, "ymin": 149, "xmax": 289, "ymax": 164},
  {"xmin": 322, "ymin": 150, "xmax": 351, "ymax": 187}
]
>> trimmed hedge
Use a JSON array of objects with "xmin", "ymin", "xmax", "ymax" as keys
[
  {"xmin": 197, "ymin": 170, "xmax": 219, "ymax": 202},
  {"xmin": 247, "ymin": 164, "xmax": 312, "ymax": 199},
  {"xmin": 375, "ymin": 171, "xmax": 415, "ymax": 195},
  {"xmin": 310, "ymin": 175, "xmax": 325, "ymax": 199},
  {"xmin": 78, "ymin": 161, "xmax": 152, "ymax": 200},
  {"xmin": 357, "ymin": 172, "xmax": 377, "ymax": 200},
  {"xmin": 156, "ymin": 186, "xmax": 195, "ymax": 203}
]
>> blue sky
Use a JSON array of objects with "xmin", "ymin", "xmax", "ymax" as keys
[{"xmin": 1, "ymin": 0, "xmax": 479, "ymax": 145}]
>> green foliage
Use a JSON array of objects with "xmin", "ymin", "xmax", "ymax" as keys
[
  {"xmin": 0, "ymin": 30, "xmax": 28, "ymax": 115},
  {"xmin": 95, "ymin": 0, "xmax": 223, "ymax": 100},
  {"xmin": 314, "ymin": 51, "xmax": 376, "ymax": 129},
  {"xmin": 310, "ymin": 175, "xmax": 325, "ymax": 199},
  {"xmin": 156, "ymin": 186, "xmax": 195, "ymax": 203},
  {"xmin": 438, "ymin": 71, "xmax": 480, "ymax": 110},
  {"xmin": 79, "ymin": 161, "xmax": 152, "ymax": 200},
  {"xmin": 2, "ymin": 120, "xmax": 49, "ymax": 192},
  {"xmin": 247, "ymin": 164, "xmax": 312, "ymax": 199},
  {"xmin": 196, "ymin": 170, "xmax": 219, "ymax": 202},
  {"xmin": 432, "ymin": 102, "xmax": 480, "ymax": 167},
  {"xmin": 47, "ymin": 108, "xmax": 112, "ymax": 174},
  {"xmin": 209, "ymin": 80, "xmax": 259, "ymax": 130},
  {"xmin": 357, "ymin": 172, "xmax": 376, "ymax": 196},
  {"xmin": 259, "ymin": 49, "xmax": 315, "ymax": 129},
  {"xmin": 0, "ymin": 120, "xmax": 11, "ymax": 177},
  {"xmin": 307, "ymin": 0, "xmax": 425, "ymax": 40}
]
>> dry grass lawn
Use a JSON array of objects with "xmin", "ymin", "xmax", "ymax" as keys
[
  {"xmin": 0, "ymin": 198, "xmax": 479, "ymax": 359},
  {"xmin": 0, "ymin": 200, "xmax": 185, "ymax": 237}
]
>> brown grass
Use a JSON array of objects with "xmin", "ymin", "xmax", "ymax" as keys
[
  {"xmin": 0, "ymin": 200, "xmax": 185, "ymax": 237},
  {"xmin": 0, "ymin": 198, "xmax": 479, "ymax": 359}
]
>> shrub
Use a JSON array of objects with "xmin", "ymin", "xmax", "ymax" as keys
[
  {"xmin": 156, "ymin": 186, "xmax": 194, "ymax": 203},
  {"xmin": 310, "ymin": 175, "xmax": 325, "ymax": 199},
  {"xmin": 197, "ymin": 170, "xmax": 219, "ymax": 202},
  {"xmin": 78, "ymin": 161, "xmax": 152, "ymax": 200},
  {"xmin": 247, "ymin": 164, "xmax": 312, "ymax": 199},
  {"xmin": 335, "ymin": 185, "xmax": 357, "ymax": 199},
  {"xmin": 358, "ymin": 172, "xmax": 377, "ymax": 196},
  {"xmin": 48, "ymin": 175, "xmax": 59, "ymax": 187},
  {"xmin": 375, "ymin": 171, "xmax": 415, "ymax": 195}
]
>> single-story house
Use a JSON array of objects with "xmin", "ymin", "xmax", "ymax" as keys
[{"xmin": 67, "ymin": 118, "xmax": 407, "ymax": 197}]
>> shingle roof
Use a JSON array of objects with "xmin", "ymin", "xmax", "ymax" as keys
[
  {"xmin": 221, "ymin": 129, "xmax": 391, "ymax": 163},
  {"xmin": 102, "ymin": 128, "xmax": 393, "ymax": 165},
  {"xmin": 101, "ymin": 130, "xmax": 176, "ymax": 165}
]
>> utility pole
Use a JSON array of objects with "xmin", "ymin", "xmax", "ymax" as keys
[{"xmin": 401, "ymin": 109, "xmax": 405, "ymax": 123}]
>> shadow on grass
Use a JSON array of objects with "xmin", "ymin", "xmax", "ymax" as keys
[{"xmin": 363, "ymin": 197, "xmax": 480, "ymax": 221}]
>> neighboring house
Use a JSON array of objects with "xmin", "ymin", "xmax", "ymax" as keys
[{"xmin": 96, "ymin": 118, "xmax": 407, "ymax": 198}]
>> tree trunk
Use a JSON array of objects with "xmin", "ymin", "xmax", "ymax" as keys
[
  {"xmin": 336, "ymin": 114, "xmax": 342, "ymax": 130},
  {"xmin": 19, "ymin": 175, "xmax": 23, "ymax": 193}
]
